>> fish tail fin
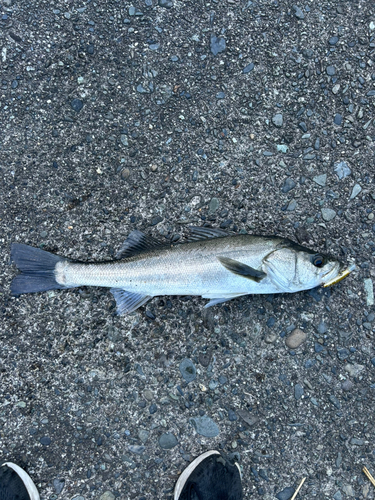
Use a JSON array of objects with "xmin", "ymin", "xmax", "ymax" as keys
[{"xmin": 10, "ymin": 243, "xmax": 69, "ymax": 295}]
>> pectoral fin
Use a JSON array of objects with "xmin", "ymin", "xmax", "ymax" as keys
[
  {"xmin": 218, "ymin": 256, "xmax": 266, "ymax": 282},
  {"xmin": 110, "ymin": 288, "xmax": 152, "ymax": 315}
]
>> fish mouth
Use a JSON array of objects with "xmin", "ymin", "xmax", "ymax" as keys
[{"xmin": 322, "ymin": 263, "xmax": 356, "ymax": 288}]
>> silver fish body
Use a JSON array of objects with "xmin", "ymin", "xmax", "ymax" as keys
[{"xmin": 11, "ymin": 227, "xmax": 346, "ymax": 315}]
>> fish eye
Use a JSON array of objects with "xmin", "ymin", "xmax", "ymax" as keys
[{"xmin": 312, "ymin": 255, "xmax": 324, "ymax": 267}]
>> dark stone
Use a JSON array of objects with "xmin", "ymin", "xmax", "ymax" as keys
[
  {"xmin": 276, "ymin": 486, "xmax": 295, "ymax": 500},
  {"xmin": 199, "ymin": 351, "xmax": 212, "ymax": 367},
  {"xmin": 151, "ymin": 216, "xmax": 163, "ymax": 225},
  {"xmin": 281, "ymin": 178, "xmax": 296, "ymax": 193},
  {"xmin": 149, "ymin": 403, "xmax": 158, "ymax": 414},
  {"xmin": 314, "ymin": 342, "xmax": 324, "ymax": 353},
  {"xmin": 40, "ymin": 436, "xmax": 51, "ymax": 446},
  {"xmin": 334, "ymin": 114, "xmax": 342, "ymax": 125},
  {"xmin": 227, "ymin": 409, "xmax": 238, "ymax": 421},
  {"xmin": 71, "ymin": 98, "xmax": 83, "ymax": 112},
  {"xmin": 243, "ymin": 62, "xmax": 254, "ymax": 73}
]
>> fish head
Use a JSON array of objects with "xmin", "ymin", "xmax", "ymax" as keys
[{"xmin": 263, "ymin": 240, "xmax": 343, "ymax": 292}]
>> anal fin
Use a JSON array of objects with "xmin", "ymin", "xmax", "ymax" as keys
[
  {"xmin": 110, "ymin": 288, "xmax": 152, "ymax": 315},
  {"xmin": 203, "ymin": 293, "xmax": 248, "ymax": 308}
]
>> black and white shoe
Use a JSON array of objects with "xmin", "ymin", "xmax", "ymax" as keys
[
  {"xmin": 174, "ymin": 450, "xmax": 243, "ymax": 500},
  {"xmin": 0, "ymin": 462, "xmax": 40, "ymax": 500}
]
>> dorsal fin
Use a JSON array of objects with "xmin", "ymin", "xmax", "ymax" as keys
[
  {"xmin": 186, "ymin": 226, "xmax": 230, "ymax": 242},
  {"xmin": 116, "ymin": 230, "xmax": 168, "ymax": 259}
]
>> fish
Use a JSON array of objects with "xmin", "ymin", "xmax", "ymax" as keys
[{"xmin": 10, "ymin": 226, "xmax": 353, "ymax": 315}]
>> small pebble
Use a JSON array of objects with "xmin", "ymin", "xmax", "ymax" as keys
[
  {"xmin": 350, "ymin": 437, "xmax": 364, "ymax": 446},
  {"xmin": 317, "ymin": 321, "xmax": 327, "ymax": 334},
  {"xmin": 294, "ymin": 384, "xmax": 304, "ymax": 400},
  {"xmin": 208, "ymin": 197, "xmax": 219, "ymax": 214},
  {"xmin": 121, "ymin": 168, "xmax": 130, "ymax": 179},
  {"xmin": 40, "ymin": 436, "xmax": 51, "ymax": 446},
  {"xmin": 327, "ymin": 65, "xmax": 336, "ymax": 76},
  {"xmin": 158, "ymin": 433, "xmax": 178, "ymax": 449},
  {"xmin": 292, "ymin": 5, "xmax": 304, "ymax": 19},
  {"xmin": 190, "ymin": 416, "xmax": 219, "ymax": 437},
  {"xmin": 281, "ymin": 178, "xmax": 296, "ymax": 193},
  {"xmin": 138, "ymin": 430, "xmax": 149, "ymax": 443},
  {"xmin": 243, "ymin": 62, "xmax": 254, "ymax": 73},
  {"xmin": 71, "ymin": 98, "xmax": 83, "ymax": 112},
  {"xmin": 337, "ymin": 348, "xmax": 350, "ymax": 360},
  {"xmin": 321, "ymin": 208, "xmax": 336, "ymax": 221},
  {"xmin": 342, "ymin": 484, "xmax": 355, "ymax": 496},
  {"xmin": 364, "ymin": 279, "xmax": 374, "ymax": 306},
  {"xmin": 158, "ymin": 0, "xmax": 173, "ymax": 7},
  {"xmin": 272, "ymin": 114, "xmax": 283, "ymax": 127},
  {"xmin": 334, "ymin": 114, "xmax": 342, "ymax": 125},
  {"xmin": 334, "ymin": 161, "xmax": 351, "ymax": 179},
  {"xmin": 349, "ymin": 183, "xmax": 362, "ymax": 199},
  {"xmin": 265, "ymin": 333, "xmax": 277, "ymax": 343},
  {"xmin": 329, "ymin": 36, "xmax": 339, "ymax": 45},
  {"xmin": 333, "ymin": 492, "xmax": 343, "ymax": 500},
  {"xmin": 313, "ymin": 174, "xmax": 327, "ymax": 187},
  {"xmin": 237, "ymin": 410, "xmax": 259, "ymax": 427},
  {"xmin": 345, "ymin": 363, "xmax": 364, "ymax": 377},
  {"xmin": 286, "ymin": 200, "xmax": 296, "ymax": 211},
  {"xmin": 329, "ymin": 394, "xmax": 341, "ymax": 409},
  {"xmin": 99, "ymin": 492, "xmax": 115, "ymax": 500},
  {"xmin": 227, "ymin": 409, "xmax": 237, "ymax": 421},
  {"xmin": 128, "ymin": 445, "xmax": 145, "ymax": 454},
  {"xmin": 285, "ymin": 329, "xmax": 307, "ymax": 349},
  {"xmin": 53, "ymin": 479, "xmax": 65, "ymax": 494},
  {"xmin": 210, "ymin": 36, "xmax": 226, "ymax": 56},
  {"xmin": 179, "ymin": 358, "xmax": 197, "ymax": 383}
]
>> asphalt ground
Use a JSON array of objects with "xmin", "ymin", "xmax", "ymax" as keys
[{"xmin": 0, "ymin": 0, "xmax": 375, "ymax": 499}]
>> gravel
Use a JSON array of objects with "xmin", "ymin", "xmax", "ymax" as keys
[{"xmin": 1, "ymin": 1, "xmax": 374, "ymax": 499}]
